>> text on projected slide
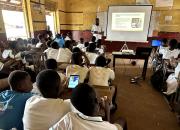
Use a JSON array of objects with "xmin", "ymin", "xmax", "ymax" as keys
[{"xmin": 112, "ymin": 12, "xmax": 145, "ymax": 31}]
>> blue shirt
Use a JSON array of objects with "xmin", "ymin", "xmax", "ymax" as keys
[
  {"xmin": 55, "ymin": 37, "xmax": 65, "ymax": 48},
  {"xmin": 0, "ymin": 90, "xmax": 33, "ymax": 130}
]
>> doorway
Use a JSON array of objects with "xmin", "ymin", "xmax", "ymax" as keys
[{"xmin": 46, "ymin": 11, "xmax": 56, "ymax": 38}]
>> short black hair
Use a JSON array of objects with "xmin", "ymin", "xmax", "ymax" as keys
[
  {"xmin": 36, "ymin": 70, "xmax": 61, "ymax": 98},
  {"xmin": 55, "ymin": 34, "xmax": 61, "ymax": 38},
  {"xmin": 169, "ymin": 39, "xmax": 178, "ymax": 50},
  {"xmin": 8, "ymin": 70, "xmax": 29, "ymax": 91},
  {"xmin": 45, "ymin": 59, "xmax": 57, "ymax": 70},
  {"xmin": 95, "ymin": 55, "xmax": 107, "ymax": 67},
  {"xmin": 71, "ymin": 83, "xmax": 97, "ymax": 116},
  {"xmin": 177, "ymin": 42, "xmax": 180, "ymax": 50},
  {"xmin": 162, "ymin": 38, "xmax": 168, "ymax": 44},
  {"xmin": 51, "ymin": 41, "xmax": 59, "ymax": 49},
  {"xmin": 84, "ymin": 42, "xmax": 89, "ymax": 47},
  {"xmin": 87, "ymin": 42, "xmax": 96, "ymax": 52},
  {"xmin": 9, "ymin": 41, "xmax": 17, "ymax": 50},
  {"xmin": 72, "ymin": 47, "xmax": 81, "ymax": 53},
  {"xmin": 31, "ymin": 38, "xmax": 39, "ymax": 45},
  {"xmin": 91, "ymin": 36, "xmax": 96, "ymax": 42},
  {"xmin": 37, "ymin": 34, "xmax": 43, "ymax": 41},
  {"xmin": 96, "ymin": 39, "xmax": 101, "ymax": 48},
  {"xmin": 64, "ymin": 40, "xmax": 71, "ymax": 48},
  {"xmin": 46, "ymin": 40, "xmax": 52, "ymax": 47},
  {"xmin": 71, "ymin": 52, "xmax": 82, "ymax": 65}
]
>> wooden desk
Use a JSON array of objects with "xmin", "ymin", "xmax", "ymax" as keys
[{"xmin": 112, "ymin": 52, "xmax": 150, "ymax": 80}]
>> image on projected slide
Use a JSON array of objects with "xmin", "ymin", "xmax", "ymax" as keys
[{"xmin": 111, "ymin": 12, "xmax": 145, "ymax": 31}]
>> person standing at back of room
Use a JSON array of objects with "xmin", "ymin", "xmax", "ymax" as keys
[{"xmin": 91, "ymin": 18, "xmax": 103, "ymax": 42}]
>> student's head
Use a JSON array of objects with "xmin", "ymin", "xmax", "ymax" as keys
[
  {"xmin": 161, "ymin": 38, "xmax": 168, "ymax": 47},
  {"xmin": 91, "ymin": 36, "xmax": 96, "ymax": 43},
  {"xmin": 45, "ymin": 59, "xmax": 57, "ymax": 70},
  {"xmin": 84, "ymin": 42, "xmax": 89, "ymax": 48},
  {"xmin": 169, "ymin": 39, "xmax": 177, "ymax": 50},
  {"xmin": 80, "ymin": 38, "xmax": 84, "ymax": 44},
  {"xmin": 8, "ymin": 70, "xmax": 32, "ymax": 93},
  {"xmin": 177, "ymin": 42, "xmax": 180, "ymax": 50},
  {"xmin": 71, "ymin": 52, "xmax": 83, "ymax": 65},
  {"xmin": 64, "ymin": 40, "xmax": 72, "ymax": 49},
  {"xmin": 31, "ymin": 38, "xmax": 39, "ymax": 45},
  {"xmin": 95, "ymin": 18, "xmax": 99, "ymax": 26},
  {"xmin": 71, "ymin": 83, "xmax": 99, "ymax": 116},
  {"xmin": 87, "ymin": 42, "xmax": 96, "ymax": 52},
  {"xmin": 46, "ymin": 40, "xmax": 52, "ymax": 48},
  {"xmin": 95, "ymin": 55, "xmax": 107, "ymax": 67},
  {"xmin": 37, "ymin": 34, "xmax": 44, "ymax": 41},
  {"xmin": 72, "ymin": 47, "xmax": 81, "ymax": 53},
  {"xmin": 36, "ymin": 70, "xmax": 61, "ymax": 98},
  {"xmin": 9, "ymin": 41, "xmax": 17, "ymax": 50},
  {"xmin": 51, "ymin": 41, "xmax": 59, "ymax": 49},
  {"xmin": 55, "ymin": 34, "xmax": 61, "ymax": 38},
  {"xmin": 96, "ymin": 39, "xmax": 102, "ymax": 48}
]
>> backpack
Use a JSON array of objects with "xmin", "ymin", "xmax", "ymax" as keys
[{"xmin": 151, "ymin": 63, "xmax": 167, "ymax": 91}]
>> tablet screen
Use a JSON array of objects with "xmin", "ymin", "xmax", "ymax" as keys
[{"xmin": 68, "ymin": 75, "xmax": 79, "ymax": 89}]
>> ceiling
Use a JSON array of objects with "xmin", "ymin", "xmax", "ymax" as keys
[{"xmin": 0, "ymin": 0, "xmax": 22, "ymax": 10}]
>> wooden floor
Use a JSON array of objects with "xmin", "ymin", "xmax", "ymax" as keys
[{"xmin": 110, "ymin": 58, "xmax": 179, "ymax": 130}]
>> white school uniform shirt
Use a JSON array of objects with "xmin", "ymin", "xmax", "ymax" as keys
[
  {"xmin": 66, "ymin": 65, "xmax": 89, "ymax": 83},
  {"xmin": 0, "ymin": 62, "xmax": 4, "ymax": 70},
  {"xmin": 91, "ymin": 24, "xmax": 102, "ymax": 41},
  {"xmin": 49, "ymin": 112, "xmax": 122, "ymax": 130},
  {"xmin": 76, "ymin": 43, "xmax": 85, "ymax": 50},
  {"xmin": 158, "ymin": 46, "xmax": 168, "ymax": 55},
  {"xmin": 35, "ymin": 42, "xmax": 43, "ymax": 48},
  {"xmin": 89, "ymin": 66, "xmax": 115, "ymax": 87},
  {"xmin": 46, "ymin": 48, "xmax": 59, "ymax": 60},
  {"xmin": 65, "ymin": 36, "xmax": 71, "ymax": 41},
  {"xmin": 85, "ymin": 52, "xmax": 99, "ymax": 64},
  {"xmin": 165, "ymin": 63, "xmax": 180, "ymax": 95},
  {"xmin": 162, "ymin": 49, "xmax": 179, "ymax": 59},
  {"xmin": 2, "ymin": 49, "xmax": 11, "ymax": 59},
  {"xmin": 23, "ymin": 95, "xmax": 71, "ymax": 130},
  {"xmin": 56, "ymin": 48, "xmax": 72, "ymax": 63}
]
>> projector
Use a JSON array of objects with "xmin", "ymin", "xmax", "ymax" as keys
[{"xmin": 121, "ymin": 49, "xmax": 134, "ymax": 55}]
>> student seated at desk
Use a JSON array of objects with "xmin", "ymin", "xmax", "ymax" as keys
[
  {"xmin": 163, "ymin": 39, "xmax": 179, "ymax": 59},
  {"xmin": 56, "ymin": 40, "xmax": 72, "ymax": 63},
  {"xmin": 46, "ymin": 41, "xmax": 59, "ymax": 60},
  {"xmin": 44, "ymin": 40, "xmax": 53, "ymax": 54},
  {"xmin": 89, "ymin": 55, "xmax": 114, "ymax": 87},
  {"xmin": 89, "ymin": 55, "xmax": 116, "ymax": 108},
  {"xmin": 164, "ymin": 62, "xmax": 180, "ymax": 95},
  {"xmin": 76, "ymin": 38, "xmax": 85, "ymax": 50},
  {"xmin": 86, "ymin": 43, "xmax": 99, "ymax": 64},
  {"xmin": 0, "ymin": 70, "xmax": 33, "ymax": 130},
  {"xmin": 66, "ymin": 52, "xmax": 90, "ymax": 83},
  {"xmin": 158, "ymin": 38, "xmax": 168, "ymax": 55},
  {"xmin": 35, "ymin": 34, "xmax": 46, "ymax": 49},
  {"xmin": 50, "ymin": 83, "xmax": 126, "ymax": 130},
  {"xmin": 23, "ymin": 70, "xmax": 71, "ymax": 130}
]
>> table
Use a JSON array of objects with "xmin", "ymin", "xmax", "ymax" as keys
[{"xmin": 112, "ymin": 52, "xmax": 150, "ymax": 80}]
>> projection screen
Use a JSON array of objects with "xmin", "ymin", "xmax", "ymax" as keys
[{"xmin": 106, "ymin": 5, "xmax": 152, "ymax": 42}]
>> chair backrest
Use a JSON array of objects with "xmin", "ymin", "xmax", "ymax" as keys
[{"xmin": 92, "ymin": 85, "xmax": 112, "ymax": 102}]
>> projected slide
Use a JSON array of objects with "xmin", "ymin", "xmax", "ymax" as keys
[{"xmin": 112, "ymin": 13, "xmax": 145, "ymax": 31}]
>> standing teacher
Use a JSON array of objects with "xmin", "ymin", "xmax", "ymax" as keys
[{"xmin": 91, "ymin": 18, "xmax": 103, "ymax": 42}]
